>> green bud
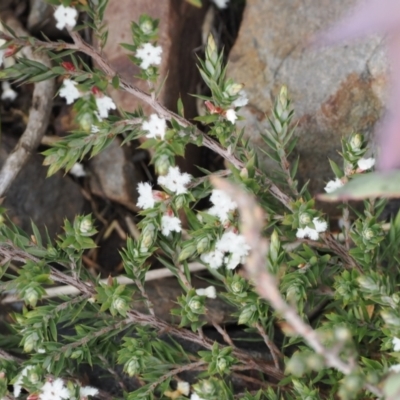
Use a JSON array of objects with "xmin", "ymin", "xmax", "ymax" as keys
[
  {"xmin": 225, "ymin": 82, "xmax": 243, "ymax": 97},
  {"xmin": 141, "ymin": 223, "xmax": 156, "ymax": 249},
  {"xmin": 24, "ymin": 332, "xmax": 39, "ymax": 353},
  {"xmin": 70, "ymin": 350, "xmax": 83, "ymax": 359},
  {"xmin": 231, "ymin": 278, "xmax": 244, "ymax": 294},
  {"xmin": 196, "ymin": 236, "xmax": 210, "ymax": 254},
  {"xmin": 188, "ymin": 297, "xmax": 203, "ymax": 313},
  {"xmin": 349, "ymin": 133, "xmax": 363, "ymax": 151},
  {"xmin": 155, "ymin": 154, "xmax": 171, "ymax": 176},
  {"xmin": 113, "ymin": 297, "xmax": 127, "ymax": 314},
  {"xmin": 206, "ymin": 35, "xmax": 218, "ymax": 64},
  {"xmin": 270, "ymin": 230, "xmax": 280, "ymax": 262},
  {"xmin": 126, "ymin": 358, "xmax": 140, "ymax": 376},
  {"xmin": 79, "ymin": 217, "xmax": 93, "ymax": 235},
  {"xmin": 299, "ymin": 213, "xmax": 311, "ymax": 225},
  {"xmin": 362, "ymin": 228, "xmax": 374, "ymax": 241},
  {"xmin": 178, "ymin": 243, "xmax": 197, "ymax": 262},
  {"xmin": 140, "ymin": 20, "xmax": 153, "ymax": 34},
  {"xmin": 79, "ymin": 112, "xmax": 94, "ymax": 132},
  {"xmin": 240, "ymin": 168, "xmax": 248, "ymax": 179},
  {"xmin": 238, "ymin": 304, "xmax": 257, "ymax": 325},
  {"xmin": 217, "ymin": 357, "xmax": 228, "ymax": 373},
  {"xmin": 24, "ymin": 287, "xmax": 39, "ymax": 307},
  {"xmin": 334, "ymin": 326, "xmax": 351, "ymax": 341}
]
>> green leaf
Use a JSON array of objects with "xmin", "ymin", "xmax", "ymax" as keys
[
  {"xmin": 329, "ymin": 159, "xmax": 344, "ymax": 178},
  {"xmin": 177, "ymin": 97, "xmax": 184, "ymax": 117},
  {"xmin": 319, "ymin": 171, "xmax": 400, "ymax": 201}
]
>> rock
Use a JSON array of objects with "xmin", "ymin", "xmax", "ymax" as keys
[
  {"xmin": 88, "ymin": 138, "xmax": 144, "ymax": 211},
  {"xmin": 0, "ymin": 135, "xmax": 85, "ymax": 239},
  {"xmin": 228, "ymin": 0, "xmax": 387, "ymax": 194}
]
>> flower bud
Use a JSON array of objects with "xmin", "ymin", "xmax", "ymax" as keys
[
  {"xmin": 350, "ymin": 133, "xmax": 363, "ymax": 150},
  {"xmin": 70, "ymin": 350, "xmax": 83, "ymax": 359},
  {"xmin": 299, "ymin": 213, "xmax": 311, "ymax": 225},
  {"xmin": 362, "ymin": 228, "xmax": 374, "ymax": 241},
  {"xmin": 126, "ymin": 358, "xmax": 140, "ymax": 376},
  {"xmin": 155, "ymin": 154, "xmax": 171, "ymax": 176},
  {"xmin": 217, "ymin": 357, "xmax": 228, "ymax": 373},
  {"xmin": 240, "ymin": 168, "xmax": 248, "ymax": 179},
  {"xmin": 79, "ymin": 218, "xmax": 92, "ymax": 234},
  {"xmin": 270, "ymin": 230, "xmax": 280, "ymax": 262},
  {"xmin": 178, "ymin": 243, "xmax": 197, "ymax": 262},
  {"xmin": 113, "ymin": 297, "xmax": 127, "ymax": 314},
  {"xmin": 196, "ymin": 236, "xmax": 210, "ymax": 254},
  {"xmin": 141, "ymin": 223, "xmax": 156, "ymax": 249},
  {"xmin": 140, "ymin": 20, "xmax": 153, "ymax": 34},
  {"xmin": 225, "ymin": 82, "xmax": 243, "ymax": 97},
  {"xmin": 24, "ymin": 287, "xmax": 39, "ymax": 307},
  {"xmin": 188, "ymin": 297, "xmax": 203, "ymax": 313},
  {"xmin": 24, "ymin": 332, "xmax": 39, "ymax": 353}
]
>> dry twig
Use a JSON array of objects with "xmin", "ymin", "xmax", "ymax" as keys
[{"xmin": 0, "ymin": 14, "xmax": 54, "ymax": 197}]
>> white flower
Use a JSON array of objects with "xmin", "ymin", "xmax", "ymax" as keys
[
  {"xmin": 225, "ymin": 109, "xmax": 237, "ymax": 124},
  {"xmin": 79, "ymin": 386, "xmax": 99, "ymax": 398},
  {"xmin": 39, "ymin": 378, "xmax": 70, "ymax": 400},
  {"xmin": 357, "ymin": 157, "xmax": 375, "ymax": 171},
  {"xmin": 200, "ymin": 250, "xmax": 224, "ymax": 269},
  {"xmin": 324, "ymin": 178, "xmax": 344, "ymax": 193},
  {"xmin": 54, "ymin": 5, "xmax": 78, "ymax": 30},
  {"xmin": 296, "ymin": 227, "xmax": 319, "ymax": 241},
  {"xmin": 90, "ymin": 125, "xmax": 100, "ymax": 133},
  {"xmin": 142, "ymin": 114, "xmax": 167, "ymax": 140},
  {"xmin": 232, "ymin": 90, "xmax": 248, "ymax": 107},
  {"xmin": 69, "ymin": 162, "xmax": 86, "ymax": 178},
  {"xmin": 95, "ymin": 95, "xmax": 116, "ymax": 119},
  {"xmin": 313, "ymin": 217, "xmax": 327, "ymax": 233},
  {"xmin": 212, "ymin": 0, "xmax": 230, "ymax": 9},
  {"xmin": 161, "ymin": 214, "xmax": 182, "ymax": 236},
  {"xmin": 196, "ymin": 286, "xmax": 217, "ymax": 299},
  {"xmin": 208, "ymin": 189, "xmax": 237, "ymax": 222},
  {"xmin": 206, "ymin": 231, "xmax": 251, "ymax": 270},
  {"xmin": 158, "ymin": 166, "xmax": 192, "ymax": 195},
  {"xmin": 137, "ymin": 182, "xmax": 155, "ymax": 209},
  {"xmin": 1, "ymin": 81, "xmax": 17, "ymax": 101},
  {"xmin": 59, "ymin": 79, "xmax": 81, "ymax": 105},
  {"xmin": 191, "ymin": 393, "xmax": 205, "ymax": 400},
  {"xmin": 14, "ymin": 366, "xmax": 35, "ymax": 397},
  {"xmin": 393, "ymin": 337, "xmax": 400, "ymax": 352},
  {"xmin": 177, "ymin": 382, "xmax": 190, "ymax": 396},
  {"xmin": 136, "ymin": 43, "xmax": 162, "ymax": 70}
]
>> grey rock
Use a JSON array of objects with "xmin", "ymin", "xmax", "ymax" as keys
[
  {"xmin": 0, "ymin": 137, "xmax": 85, "ymax": 239},
  {"xmin": 228, "ymin": 0, "xmax": 388, "ymax": 194},
  {"xmin": 88, "ymin": 138, "xmax": 144, "ymax": 211}
]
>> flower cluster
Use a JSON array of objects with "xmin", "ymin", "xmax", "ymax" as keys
[
  {"xmin": 201, "ymin": 230, "xmax": 251, "ymax": 270},
  {"xmin": 58, "ymin": 79, "xmax": 116, "ymax": 121},
  {"xmin": 296, "ymin": 217, "xmax": 327, "ymax": 240}
]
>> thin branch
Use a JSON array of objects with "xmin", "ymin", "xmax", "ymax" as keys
[
  {"xmin": 0, "ymin": 30, "xmax": 293, "ymax": 211},
  {"xmin": 0, "ymin": 242, "xmax": 283, "ymax": 380},
  {"xmin": 0, "ymin": 15, "xmax": 54, "ymax": 197},
  {"xmin": 254, "ymin": 322, "xmax": 282, "ymax": 370},
  {"xmin": 211, "ymin": 177, "xmax": 383, "ymax": 398}
]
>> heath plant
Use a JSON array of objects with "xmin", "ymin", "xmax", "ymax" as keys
[{"xmin": 0, "ymin": 1, "xmax": 399, "ymax": 400}]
